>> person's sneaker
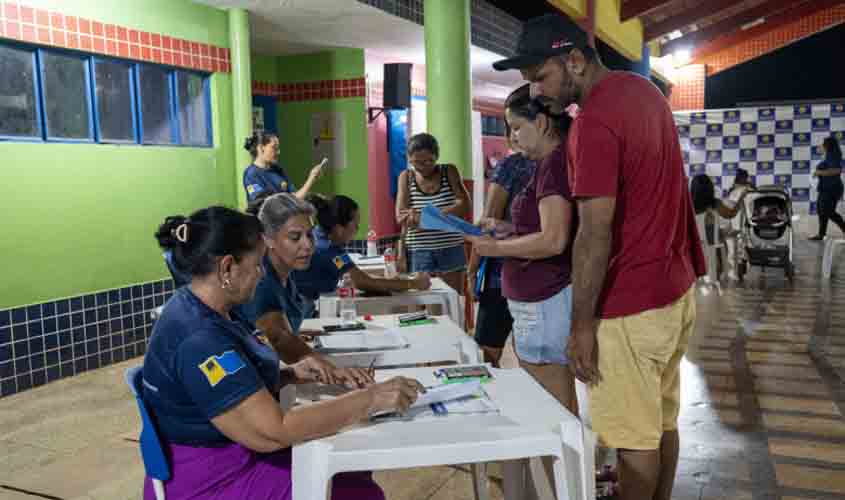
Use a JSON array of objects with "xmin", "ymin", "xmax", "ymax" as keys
[{"xmin": 809, "ymin": 235, "xmax": 825, "ymax": 241}]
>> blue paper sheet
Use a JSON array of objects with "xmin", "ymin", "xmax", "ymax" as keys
[{"xmin": 420, "ymin": 204, "xmax": 483, "ymax": 236}]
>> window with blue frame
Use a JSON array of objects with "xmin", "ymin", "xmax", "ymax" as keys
[
  {"xmin": 41, "ymin": 50, "xmax": 94, "ymax": 141},
  {"xmin": 138, "ymin": 65, "xmax": 176, "ymax": 145},
  {"xmin": 92, "ymin": 58, "xmax": 136, "ymax": 143},
  {"xmin": 0, "ymin": 44, "xmax": 41, "ymax": 139},
  {"xmin": 0, "ymin": 40, "xmax": 212, "ymax": 147},
  {"xmin": 176, "ymin": 71, "xmax": 211, "ymax": 146}
]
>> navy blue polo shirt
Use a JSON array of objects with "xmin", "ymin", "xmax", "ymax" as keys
[
  {"xmin": 236, "ymin": 254, "xmax": 308, "ymax": 334},
  {"xmin": 142, "ymin": 287, "xmax": 281, "ymax": 446},
  {"xmin": 243, "ymin": 163, "xmax": 296, "ymax": 202},
  {"xmin": 816, "ymin": 156, "xmax": 845, "ymax": 192},
  {"xmin": 292, "ymin": 227, "xmax": 355, "ymax": 301}
]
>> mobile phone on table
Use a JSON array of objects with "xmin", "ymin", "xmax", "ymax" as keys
[
  {"xmin": 436, "ymin": 365, "xmax": 492, "ymax": 382},
  {"xmin": 398, "ymin": 311, "xmax": 428, "ymax": 324}
]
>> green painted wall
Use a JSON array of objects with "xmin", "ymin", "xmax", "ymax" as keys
[
  {"xmin": 251, "ymin": 54, "xmax": 280, "ymax": 82},
  {"xmin": 273, "ymin": 49, "xmax": 370, "ymax": 238},
  {"xmin": 0, "ymin": 0, "xmax": 236, "ymax": 309},
  {"xmin": 277, "ymin": 99, "xmax": 370, "ymax": 239},
  {"xmin": 277, "ymin": 48, "xmax": 365, "ymax": 82}
]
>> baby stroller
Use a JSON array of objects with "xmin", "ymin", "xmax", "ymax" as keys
[{"xmin": 736, "ymin": 185, "xmax": 794, "ymax": 280}]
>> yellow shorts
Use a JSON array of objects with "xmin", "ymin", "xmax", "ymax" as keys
[{"xmin": 588, "ymin": 286, "xmax": 696, "ymax": 450}]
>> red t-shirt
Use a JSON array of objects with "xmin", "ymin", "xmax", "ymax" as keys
[
  {"xmin": 502, "ymin": 144, "xmax": 576, "ymax": 302},
  {"xmin": 567, "ymin": 71, "xmax": 706, "ymax": 319}
]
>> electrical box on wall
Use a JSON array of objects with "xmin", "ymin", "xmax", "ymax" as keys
[{"xmin": 311, "ymin": 112, "xmax": 346, "ymax": 171}]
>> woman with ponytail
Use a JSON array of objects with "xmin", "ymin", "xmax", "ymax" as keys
[
  {"xmin": 293, "ymin": 193, "xmax": 431, "ymax": 316},
  {"xmin": 242, "ymin": 131, "xmax": 325, "ymax": 202}
]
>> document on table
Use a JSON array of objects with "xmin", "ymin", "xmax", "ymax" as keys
[
  {"xmin": 410, "ymin": 380, "xmax": 483, "ymax": 409},
  {"xmin": 420, "ymin": 204, "xmax": 484, "ymax": 236},
  {"xmin": 315, "ymin": 329, "xmax": 409, "ymax": 352},
  {"xmin": 370, "ymin": 380, "xmax": 497, "ymax": 421}
]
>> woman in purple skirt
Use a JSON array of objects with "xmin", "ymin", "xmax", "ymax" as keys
[{"xmin": 143, "ymin": 202, "xmax": 424, "ymax": 499}]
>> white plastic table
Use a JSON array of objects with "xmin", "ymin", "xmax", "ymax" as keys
[
  {"xmin": 292, "ymin": 366, "xmax": 595, "ymax": 500},
  {"xmin": 317, "ymin": 277, "xmax": 463, "ymax": 328},
  {"xmin": 300, "ymin": 314, "xmax": 480, "ymax": 369}
]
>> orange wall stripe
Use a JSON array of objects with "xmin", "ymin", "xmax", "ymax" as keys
[{"xmin": 0, "ymin": 0, "xmax": 231, "ymax": 73}]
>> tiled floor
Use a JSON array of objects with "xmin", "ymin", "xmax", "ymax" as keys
[{"xmin": 1, "ymin": 239, "xmax": 844, "ymax": 500}]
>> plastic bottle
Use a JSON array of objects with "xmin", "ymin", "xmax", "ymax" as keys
[
  {"xmin": 384, "ymin": 247, "xmax": 397, "ymax": 278},
  {"xmin": 366, "ymin": 229, "xmax": 378, "ymax": 257},
  {"xmin": 338, "ymin": 273, "xmax": 357, "ymax": 325}
]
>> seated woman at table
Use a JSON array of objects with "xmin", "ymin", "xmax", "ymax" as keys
[
  {"xmin": 466, "ymin": 85, "xmax": 578, "ymax": 414},
  {"xmin": 293, "ymin": 193, "xmax": 431, "ymax": 315},
  {"xmin": 144, "ymin": 206, "xmax": 424, "ymax": 500},
  {"xmin": 236, "ymin": 193, "xmax": 373, "ymax": 386}
]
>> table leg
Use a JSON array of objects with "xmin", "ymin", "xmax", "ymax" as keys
[
  {"xmin": 503, "ymin": 459, "xmax": 528, "ymax": 500},
  {"xmin": 471, "ymin": 463, "xmax": 491, "ymax": 500},
  {"xmin": 292, "ymin": 442, "xmax": 332, "ymax": 500}
]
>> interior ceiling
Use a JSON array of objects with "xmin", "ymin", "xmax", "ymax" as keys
[
  {"xmin": 191, "ymin": 0, "xmax": 522, "ymax": 100},
  {"xmin": 633, "ymin": 0, "xmax": 819, "ymax": 45}
]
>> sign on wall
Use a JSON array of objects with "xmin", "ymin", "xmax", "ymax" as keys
[
  {"xmin": 252, "ymin": 106, "xmax": 265, "ymax": 132},
  {"xmin": 311, "ymin": 112, "xmax": 346, "ymax": 171}
]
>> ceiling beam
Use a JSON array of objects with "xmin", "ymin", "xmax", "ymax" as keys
[
  {"xmin": 620, "ymin": 0, "xmax": 674, "ymax": 21},
  {"xmin": 690, "ymin": 0, "xmax": 845, "ymax": 62},
  {"xmin": 645, "ymin": 0, "xmax": 745, "ymax": 41},
  {"xmin": 662, "ymin": 0, "xmax": 805, "ymax": 54}
]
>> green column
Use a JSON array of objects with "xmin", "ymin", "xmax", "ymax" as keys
[
  {"xmin": 424, "ymin": 0, "xmax": 472, "ymax": 179},
  {"xmin": 229, "ymin": 8, "xmax": 252, "ymax": 209}
]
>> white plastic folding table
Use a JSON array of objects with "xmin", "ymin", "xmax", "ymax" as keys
[{"xmin": 292, "ymin": 366, "xmax": 596, "ymax": 500}]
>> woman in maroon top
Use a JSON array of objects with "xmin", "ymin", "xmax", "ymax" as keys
[{"xmin": 468, "ymin": 84, "xmax": 577, "ymax": 414}]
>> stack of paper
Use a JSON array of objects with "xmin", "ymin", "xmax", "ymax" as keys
[{"xmin": 316, "ymin": 329, "xmax": 409, "ymax": 352}]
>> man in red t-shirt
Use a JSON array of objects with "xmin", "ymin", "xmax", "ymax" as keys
[{"xmin": 494, "ymin": 14, "xmax": 706, "ymax": 500}]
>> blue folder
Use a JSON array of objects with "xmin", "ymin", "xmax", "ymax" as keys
[{"xmin": 420, "ymin": 204, "xmax": 483, "ymax": 236}]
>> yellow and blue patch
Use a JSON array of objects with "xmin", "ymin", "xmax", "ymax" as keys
[
  {"xmin": 198, "ymin": 350, "xmax": 246, "ymax": 387},
  {"xmin": 247, "ymin": 184, "xmax": 263, "ymax": 195},
  {"xmin": 333, "ymin": 253, "xmax": 353, "ymax": 270},
  {"xmin": 279, "ymin": 181, "xmax": 288, "ymax": 191}
]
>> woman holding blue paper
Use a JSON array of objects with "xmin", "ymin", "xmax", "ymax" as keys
[
  {"xmin": 467, "ymin": 85, "xmax": 578, "ymax": 414},
  {"xmin": 396, "ymin": 133, "xmax": 472, "ymax": 293}
]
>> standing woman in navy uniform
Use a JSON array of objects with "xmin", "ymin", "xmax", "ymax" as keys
[{"xmin": 242, "ymin": 131, "xmax": 326, "ymax": 202}]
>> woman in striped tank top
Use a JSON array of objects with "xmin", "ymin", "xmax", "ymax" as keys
[{"xmin": 396, "ymin": 133, "xmax": 471, "ymax": 293}]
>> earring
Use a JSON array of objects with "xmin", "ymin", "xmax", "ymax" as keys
[{"xmin": 221, "ymin": 278, "xmax": 232, "ymax": 289}]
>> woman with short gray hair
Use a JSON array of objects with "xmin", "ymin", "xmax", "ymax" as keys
[{"xmin": 236, "ymin": 193, "xmax": 374, "ymax": 388}]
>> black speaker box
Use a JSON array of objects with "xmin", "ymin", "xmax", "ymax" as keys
[{"xmin": 383, "ymin": 63, "xmax": 411, "ymax": 109}]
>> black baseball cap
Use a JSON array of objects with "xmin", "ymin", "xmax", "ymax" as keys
[{"xmin": 493, "ymin": 14, "xmax": 589, "ymax": 71}]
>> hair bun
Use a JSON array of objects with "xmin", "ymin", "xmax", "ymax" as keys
[
  {"xmin": 243, "ymin": 135, "xmax": 257, "ymax": 152},
  {"xmin": 155, "ymin": 215, "xmax": 190, "ymax": 250}
]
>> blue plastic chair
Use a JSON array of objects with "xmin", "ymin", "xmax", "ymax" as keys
[
  {"xmin": 125, "ymin": 366, "xmax": 170, "ymax": 500},
  {"xmin": 163, "ymin": 250, "xmax": 191, "ymax": 289}
]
